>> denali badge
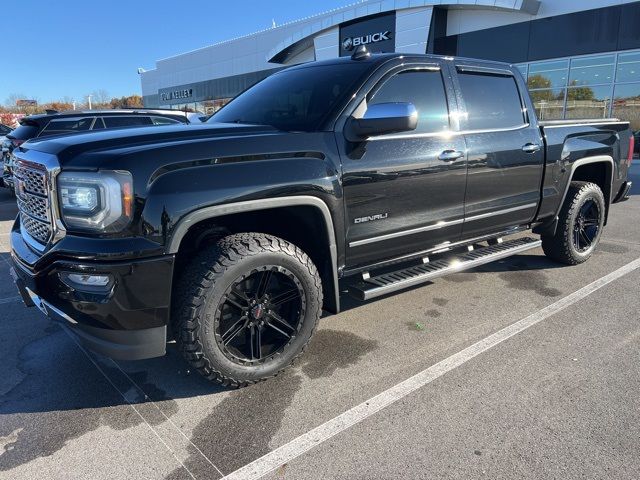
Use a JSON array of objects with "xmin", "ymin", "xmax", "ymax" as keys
[
  {"xmin": 342, "ymin": 31, "xmax": 391, "ymax": 51},
  {"xmin": 354, "ymin": 213, "xmax": 388, "ymax": 224}
]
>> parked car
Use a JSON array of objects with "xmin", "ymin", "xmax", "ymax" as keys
[
  {"xmin": 0, "ymin": 124, "xmax": 12, "ymax": 187},
  {"xmin": 1, "ymin": 109, "xmax": 198, "ymax": 192},
  {"xmin": 10, "ymin": 49, "xmax": 633, "ymax": 387},
  {"xmin": 0, "ymin": 124, "xmax": 11, "ymax": 139}
]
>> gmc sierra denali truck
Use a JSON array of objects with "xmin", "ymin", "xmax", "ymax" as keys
[{"xmin": 10, "ymin": 48, "xmax": 634, "ymax": 387}]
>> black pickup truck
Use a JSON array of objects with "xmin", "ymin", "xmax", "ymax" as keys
[{"xmin": 10, "ymin": 49, "xmax": 634, "ymax": 387}]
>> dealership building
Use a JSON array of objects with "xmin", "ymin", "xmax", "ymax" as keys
[{"xmin": 140, "ymin": 0, "xmax": 640, "ymax": 128}]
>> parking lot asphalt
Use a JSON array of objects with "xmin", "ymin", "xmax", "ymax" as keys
[{"xmin": 1, "ymin": 163, "xmax": 639, "ymax": 480}]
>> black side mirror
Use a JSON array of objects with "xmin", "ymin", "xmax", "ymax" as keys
[{"xmin": 345, "ymin": 102, "xmax": 418, "ymax": 142}]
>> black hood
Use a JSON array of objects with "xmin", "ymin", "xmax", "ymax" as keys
[{"xmin": 21, "ymin": 122, "xmax": 278, "ymax": 164}]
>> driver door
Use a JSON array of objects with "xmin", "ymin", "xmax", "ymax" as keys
[{"xmin": 338, "ymin": 62, "xmax": 468, "ymax": 269}]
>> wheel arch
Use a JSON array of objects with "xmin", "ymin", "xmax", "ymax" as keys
[
  {"xmin": 566, "ymin": 155, "xmax": 613, "ymax": 224},
  {"xmin": 167, "ymin": 196, "xmax": 340, "ymax": 313}
]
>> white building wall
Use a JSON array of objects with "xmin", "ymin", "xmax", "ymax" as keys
[
  {"xmin": 395, "ymin": 7, "xmax": 433, "ymax": 54},
  {"xmin": 314, "ymin": 27, "xmax": 340, "ymax": 61},
  {"xmin": 141, "ymin": 0, "xmax": 539, "ymax": 96}
]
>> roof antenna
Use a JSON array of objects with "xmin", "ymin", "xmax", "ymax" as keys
[{"xmin": 351, "ymin": 45, "xmax": 371, "ymax": 61}]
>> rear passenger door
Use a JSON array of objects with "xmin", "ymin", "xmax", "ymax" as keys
[{"xmin": 451, "ymin": 62, "xmax": 544, "ymax": 239}]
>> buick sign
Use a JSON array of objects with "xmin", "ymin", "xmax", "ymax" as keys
[{"xmin": 342, "ymin": 31, "xmax": 391, "ymax": 51}]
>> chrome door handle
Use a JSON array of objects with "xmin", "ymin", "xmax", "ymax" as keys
[
  {"xmin": 522, "ymin": 143, "xmax": 541, "ymax": 153},
  {"xmin": 438, "ymin": 150, "xmax": 464, "ymax": 161}
]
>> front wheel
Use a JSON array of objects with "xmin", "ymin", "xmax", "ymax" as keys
[
  {"xmin": 173, "ymin": 233, "xmax": 323, "ymax": 387},
  {"xmin": 542, "ymin": 181, "xmax": 605, "ymax": 265}
]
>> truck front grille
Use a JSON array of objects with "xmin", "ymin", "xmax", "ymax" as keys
[{"xmin": 14, "ymin": 161, "xmax": 53, "ymax": 245}]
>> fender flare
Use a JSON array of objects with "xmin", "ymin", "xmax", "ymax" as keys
[
  {"xmin": 560, "ymin": 154, "xmax": 614, "ymax": 212},
  {"xmin": 536, "ymin": 155, "xmax": 614, "ymax": 236},
  {"xmin": 167, "ymin": 195, "xmax": 341, "ymax": 312}
]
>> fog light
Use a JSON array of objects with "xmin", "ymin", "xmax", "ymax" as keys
[
  {"xmin": 60, "ymin": 272, "xmax": 113, "ymax": 292},
  {"xmin": 68, "ymin": 274, "xmax": 109, "ymax": 286}
]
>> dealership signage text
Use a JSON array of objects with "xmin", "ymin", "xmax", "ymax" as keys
[
  {"xmin": 343, "ymin": 31, "xmax": 391, "ymax": 51},
  {"xmin": 160, "ymin": 88, "xmax": 193, "ymax": 102}
]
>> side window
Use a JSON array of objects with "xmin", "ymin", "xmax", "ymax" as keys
[
  {"xmin": 92, "ymin": 118, "xmax": 105, "ymax": 130},
  {"xmin": 368, "ymin": 70, "xmax": 450, "ymax": 134},
  {"xmin": 457, "ymin": 71, "xmax": 526, "ymax": 130},
  {"xmin": 151, "ymin": 116, "xmax": 180, "ymax": 125},
  {"xmin": 103, "ymin": 116, "xmax": 153, "ymax": 129},
  {"xmin": 39, "ymin": 117, "xmax": 93, "ymax": 137}
]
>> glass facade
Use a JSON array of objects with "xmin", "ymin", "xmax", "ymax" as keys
[
  {"xmin": 158, "ymin": 98, "xmax": 232, "ymax": 115},
  {"xmin": 517, "ymin": 49, "xmax": 640, "ymax": 129}
]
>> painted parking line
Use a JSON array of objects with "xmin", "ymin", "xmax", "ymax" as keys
[{"xmin": 223, "ymin": 257, "xmax": 640, "ymax": 480}]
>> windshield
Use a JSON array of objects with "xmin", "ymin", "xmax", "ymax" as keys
[{"xmin": 210, "ymin": 63, "xmax": 371, "ymax": 132}]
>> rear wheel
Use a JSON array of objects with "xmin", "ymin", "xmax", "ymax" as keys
[
  {"xmin": 542, "ymin": 181, "xmax": 605, "ymax": 265},
  {"xmin": 173, "ymin": 233, "xmax": 323, "ymax": 387}
]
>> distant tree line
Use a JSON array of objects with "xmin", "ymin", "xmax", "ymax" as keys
[{"xmin": 0, "ymin": 90, "xmax": 144, "ymax": 125}]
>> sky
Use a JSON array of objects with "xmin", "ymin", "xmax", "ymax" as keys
[{"xmin": 0, "ymin": 0, "xmax": 361, "ymax": 105}]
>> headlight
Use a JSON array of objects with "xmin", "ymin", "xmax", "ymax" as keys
[{"xmin": 57, "ymin": 171, "xmax": 133, "ymax": 232}]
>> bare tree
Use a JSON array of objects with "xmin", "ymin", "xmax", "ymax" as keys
[
  {"xmin": 5, "ymin": 93, "xmax": 27, "ymax": 107},
  {"xmin": 92, "ymin": 89, "xmax": 110, "ymax": 107}
]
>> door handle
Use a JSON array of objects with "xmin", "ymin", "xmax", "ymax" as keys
[
  {"xmin": 522, "ymin": 143, "xmax": 541, "ymax": 153},
  {"xmin": 438, "ymin": 150, "xmax": 464, "ymax": 162}
]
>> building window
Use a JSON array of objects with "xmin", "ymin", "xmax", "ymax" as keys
[
  {"xmin": 520, "ymin": 49, "xmax": 640, "ymax": 128},
  {"xmin": 566, "ymin": 85, "xmax": 612, "ymax": 120},
  {"xmin": 530, "ymin": 88, "xmax": 565, "ymax": 120},
  {"xmin": 568, "ymin": 54, "xmax": 615, "ymax": 87},
  {"xmin": 528, "ymin": 60, "xmax": 569, "ymax": 89},
  {"xmin": 613, "ymin": 83, "xmax": 640, "ymax": 130},
  {"xmin": 616, "ymin": 51, "xmax": 640, "ymax": 83}
]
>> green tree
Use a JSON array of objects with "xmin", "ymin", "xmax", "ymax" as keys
[
  {"xmin": 568, "ymin": 81, "xmax": 595, "ymax": 101},
  {"xmin": 527, "ymin": 74, "xmax": 552, "ymax": 90}
]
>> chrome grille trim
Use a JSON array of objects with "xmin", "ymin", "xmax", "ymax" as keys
[
  {"xmin": 13, "ymin": 163, "xmax": 47, "ymax": 196},
  {"xmin": 20, "ymin": 213, "xmax": 52, "ymax": 244},
  {"xmin": 16, "ymin": 194, "xmax": 49, "ymax": 222},
  {"xmin": 13, "ymin": 154, "xmax": 65, "ymax": 250}
]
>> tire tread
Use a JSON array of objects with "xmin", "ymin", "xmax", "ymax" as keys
[{"xmin": 172, "ymin": 232, "xmax": 322, "ymax": 388}]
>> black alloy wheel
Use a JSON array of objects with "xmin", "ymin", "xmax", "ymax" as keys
[
  {"xmin": 573, "ymin": 199, "xmax": 601, "ymax": 253},
  {"xmin": 215, "ymin": 266, "xmax": 306, "ymax": 365},
  {"xmin": 173, "ymin": 232, "xmax": 323, "ymax": 387},
  {"xmin": 542, "ymin": 181, "xmax": 605, "ymax": 265}
]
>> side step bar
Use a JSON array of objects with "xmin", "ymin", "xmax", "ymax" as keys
[{"xmin": 348, "ymin": 237, "xmax": 541, "ymax": 301}]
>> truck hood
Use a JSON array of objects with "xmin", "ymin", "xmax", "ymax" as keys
[{"xmin": 20, "ymin": 123, "xmax": 279, "ymax": 165}]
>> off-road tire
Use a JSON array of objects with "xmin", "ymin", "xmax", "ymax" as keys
[
  {"xmin": 541, "ymin": 181, "xmax": 605, "ymax": 265},
  {"xmin": 173, "ymin": 233, "xmax": 323, "ymax": 387}
]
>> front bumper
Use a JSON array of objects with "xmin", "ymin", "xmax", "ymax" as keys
[{"xmin": 10, "ymin": 226, "xmax": 174, "ymax": 361}]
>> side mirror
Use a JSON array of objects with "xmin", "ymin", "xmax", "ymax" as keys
[{"xmin": 345, "ymin": 102, "xmax": 418, "ymax": 142}]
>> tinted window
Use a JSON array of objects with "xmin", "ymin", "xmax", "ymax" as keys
[
  {"xmin": 211, "ymin": 63, "xmax": 370, "ymax": 132},
  {"xmin": 92, "ymin": 118, "xmax": 105, "ymax": 130},
  {"xmin": 7, "ymin": 124, "xmax": 38, "ymax": 140},
  {"xmin": 369, "ymin": 70, "xmax": 449, "ymax": 134},
  {"xmin": 103, "ymin": 116, "xmax": 153, "ymax": 128},
  {"xmin": 152, "ymin": 116, "xmax": 180, "ymax": 125},
  {"xmin": 40, "ymin": 117, "xmax": 93, "ymax": 137},
  {"xmin": 458, "ymin": 72, "xmax": 525, "ymax": 130}
]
